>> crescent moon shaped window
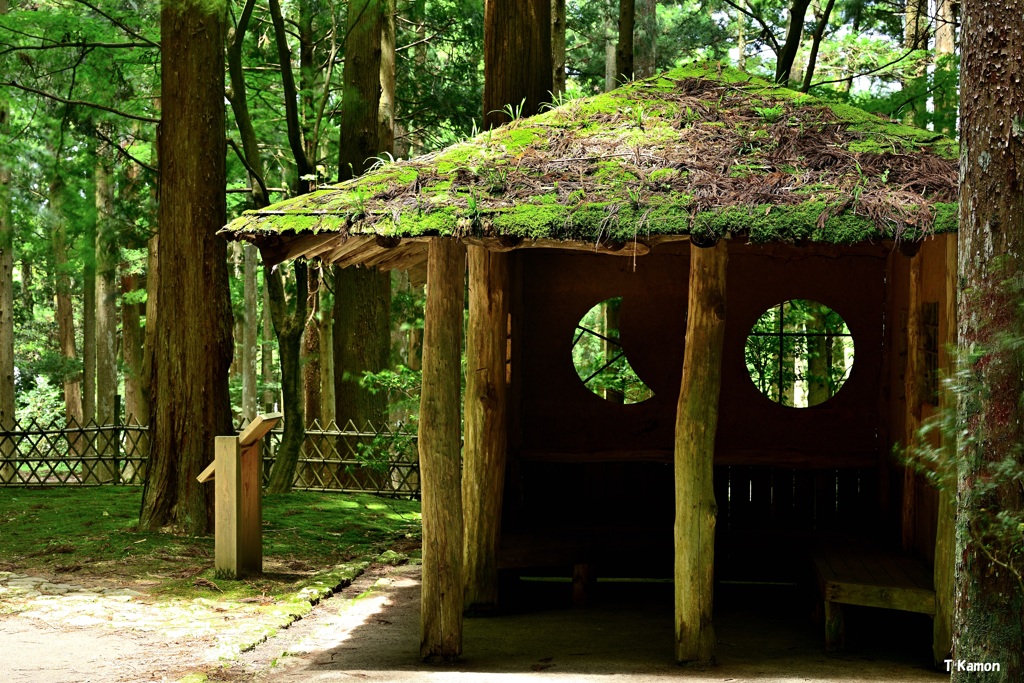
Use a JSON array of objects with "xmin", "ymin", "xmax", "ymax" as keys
[
  {"xmin": 572, "ymin": 297, "xmax": 654, "ymax": 405},
  {"xmin": 745, "ymin": 299, "xmax": 855, "ymax": 407}
]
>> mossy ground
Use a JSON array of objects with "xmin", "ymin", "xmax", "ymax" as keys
[{"xmin": 0, "ymin": 487, "xmax": 420, "ymax": 602}]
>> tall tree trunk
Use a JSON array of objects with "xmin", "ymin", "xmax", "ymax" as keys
[
  {"xmin": 242, "ymin": 244, "xmax": 259, "ymax": 420},
  {"xmin": 318, "ymin": 268, "xmax": 336, "ymax": 426},
  {"xmin": 604, "ymin": 13, "xmax": 617, "ymax": 92},
  {"xmin": 140, "ymin": 0, "xmax": 233, "ymax": 535},
  {"xmin": 953, "ymin": 0, "xmax": 1024, "ymax": 678},
  {"xmin": 902, "ymin": 0, "xmax": 929, "ymax": 125},
  {"xmin": 483, "ymin": 0, "xmax": 553, "ymax": 127},
  {"xmin": 0, "ymin": 0, "xmax": 14, "ymax": 482},
  {"xmin": 121, "ymin": 274, "xmax": 143, "ymax": 424},
  {"xmin": 335, "ymin": 0, "xmax": 396, "ymax": 433},
  {"xmin": 800, "ymin": 0, "xmax": 837, "ymax": 93},
  {"xmin": 138, "ymin": 234, "xmax": 158, "ymax": 470},
  {"xmin": 265, "ymin": 263, "xmax": 307, "ymax": 493},
  {"xmin": 335, "ymin": 267, "xmax": 391, "ymax": 427},
  {"xmin": 82, "ymin": 197, "xmax": 96, "ymax": 423},
  {"xmin": 736, "ymin": 11, "xmax": 746, "ymax": 70},
  {"xmin": 634, "ymin": 0, "xmax": 656, "ymax": 78},
  {"xmin": 95, "ymin": 148, "xmax": 118, "ymax": 429},
  {"xmin": 933, "ymin": 0, "xmax": 958, "ymax": 136},
  {"xmin": 806, "ymin": 307, "xmax": 830, "ymax": 405},
  {"xmin": 50, "ymin": 176, "xmax": 83, "ymax": 426},
  {"xmin": 262, "ymin": 280, "xmax": 275, "ymax": 411},
  {"xmin": 303, "ymin": 267, "xmax": 322, "ymax": 427},
  {"xmin": 616, "ymin": 0, "xmax": 635, "ymax": 85},
  {"xmin": 775, "ymin": 0, "xmax": 811, "ymax": 86},
  {"xmin": 552, "ymin": 0, "xmax": 566, "ymax": 97}
]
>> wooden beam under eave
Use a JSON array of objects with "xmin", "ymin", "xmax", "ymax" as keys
[
  {"xmin": 674, "ymin": 240, "xmax": 727, "ymax": 665},
  {"xmin": 463, "ymin": 235, "xmax": 651, "ymax": 257},
  {"xmin": 259, "ymin": 232, "xmax": 339, "ymax": 267},
  {"xmin": 902, "ymin": 251, "xmax": 923, "ymax": 553},
  {"xmin": 462, "ymin": 246, "xmax": 510, "ymax": 613},
  {"xmin": 322, "ymin": 235, "xmax": 377, "ymax": 264},
  {"xmin": 932, "ymin": 233, "xmax": 957, "ymax": 666},
  {"xmin": 419, "ymin": 237, "xmax": 466, "ymax": 661}
]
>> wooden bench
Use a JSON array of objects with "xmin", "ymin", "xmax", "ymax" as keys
[{"xmin": 811, "ymin": 542, "xmax": 936, "ymax": 652}]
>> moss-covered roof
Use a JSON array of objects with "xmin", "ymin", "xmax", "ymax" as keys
[{"xmin": 224, "ymin": 63, "xmax": 958, "ymax": 263}]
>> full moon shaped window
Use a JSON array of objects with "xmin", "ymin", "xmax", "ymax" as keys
[
  {"xmin": 745, "ymin": 299, "xmax": 854, "ymax": 407},
  {"xmin": 572, "ymin": 297, "xmax": 653, "ymax": 404}
]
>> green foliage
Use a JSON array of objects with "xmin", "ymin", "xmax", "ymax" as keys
[
  {"xmin": 571, "ymin": 297, "xmax": 653, "ymax": 405},
  {"xmin": 744, "ymin": 299, "xmax": 853, "ymax": 407}
]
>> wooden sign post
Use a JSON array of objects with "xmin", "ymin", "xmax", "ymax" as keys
[{"xmin": 197, "ymin": 413, "xmax": 282, "ymax": 579}]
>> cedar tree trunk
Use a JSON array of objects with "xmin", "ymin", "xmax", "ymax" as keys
[
  {"xmin": 140, "ymin": 0, "xmax": 233, "ymax": 535},
  {"xmin": 952, "ymin": 0, "xmax": 1024, "ymax": 678}
]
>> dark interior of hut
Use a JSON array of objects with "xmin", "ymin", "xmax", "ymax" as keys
[{"xmin": 493, "ymin": 237, "xmax": 953, "ymax": 661}]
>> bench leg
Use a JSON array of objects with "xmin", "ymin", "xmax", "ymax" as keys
[
  {"xmin": 572, "ymin": 563, "xmax": 591, "ymax": 608},
  {"xmin": 824, "ymin": 601, "xmax": 845, "ymax": 652}
]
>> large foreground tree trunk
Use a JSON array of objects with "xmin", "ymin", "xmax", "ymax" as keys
[
  {"xmin": 483, "ymin": 0, "xmax": 552, "ymax": 127},
  {"xmin": 140, "ymin": 0, "xmax": 233, "ymax": 535},
  {"xmin": 953, "ymin": 1, "xmax": 1024, "ymax": 678}
]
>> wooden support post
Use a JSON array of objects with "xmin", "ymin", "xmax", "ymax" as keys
[
  {"xmin": 419, "ymin": 238, "xmax": 466, "ymax": 661},
  {"xmin": 902, "ymin": 251, "xmax": 923, "ymax": 552},
  {"xmin": 199, "ymin": 413, "xmax": 279, "ymax": 579},
  {"xmin": 824, "ymin": 601, "xmax": 846, "ymax": 651},
  {"xmin": 463, "ymin": 247, "xmax": 510, "ymax": 613},
  {"xmin": 240, "ymin": 441, "xmax": 263, "ymax": 572},
  {"xmin": 932, "ymin": 233, "xmax": 957, "ymax": 666},
  {"xmin": 214, "ymin": 435, "xmax": 243, "ymax": 578},
  {"xmin": 674, "ymin": 240, "xmax": 727, "ymax": 665}
]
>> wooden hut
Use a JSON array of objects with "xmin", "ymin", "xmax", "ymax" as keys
[{"xmin": 223, "ymin": 64, "xmax": 959, "ymax": 666}]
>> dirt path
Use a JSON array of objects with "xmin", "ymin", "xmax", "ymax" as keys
[{"xmin": 219, "ymin": 565, "xmax": 947, "ymax": 683}]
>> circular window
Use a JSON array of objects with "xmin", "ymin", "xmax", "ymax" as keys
[
  {"xmin": 572, "ymin": 297, "xmax": 653, "ymax": 404},
  {"xmin": 745, "ymin": 299, "xmax": 854, "ymax": 407}
]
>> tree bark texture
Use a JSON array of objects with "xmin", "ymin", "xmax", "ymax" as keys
[
  {"xmin": 242, "ymin": 244, "xmax": 258, "ymax": 420},
  {"xmin": 953, "ymin": 0, "xmax": 1024, "ymax": 678},
  {"xmin": 82, "ymin": 191, "xmax": 96, "ymax": 423},
  {"xmin": 463, "ymin": 247, "xmax": 509, "ymax": 612},
  {"xmin": 634, "ymin": 0, "xmax": 657, "ymax": 78},
  {"xmin": 338, "ymin": 0, "xmax": 394, "ymax": 180},
  {"xmin": 419, "ymin": 238, "xmax": 466, "ymax": 661},
  {"xmin": 303, "ymin": 267, "xmax": 322, "ymax": 427},
  {"xmin": 262, "ymin": 281, "xmax": 275, "ymax": 411},
  {"xmin": 775, "ymin": 0, "xmax": 811, "ymax": 85},
  {"xmin": 674, "ymin": 241, "xmax": 727, "ymax": 664},
  {"xmin": 140, "ymin": 0, "xmax": 233, "ymax": 535},
  {"xmin": 483, "ymin": 0, "xmax": 553, "ymax": 128},
  {"xmin": 266, "ymin": 263, "xmax": 307, "ymax": 493},
  {"xmin": 616, "ymin": 0, "xmax": 635, "ymax": 85},
  {"xmin": 551, "ymin": 0, "xmax": 566, "ymax": 96},
  {"xmin": 0, "ymin": 2, "xmax": 13, "ymax": 480},
  {"xmin": 50, "ymin": 177, "xmax": 83, "ymax": 426},
  {"xmin": 604, "ymin": 13, "xmax": 617, "ymax": 92},
  {"xmin": 95, "ymin": 149, "xmax": 118, "ymax": 428},
  {"xmin": 318, "ymin": 268, "xmax": 336, "ymax": 426},
  {"xmin": 334, "ymin": 266, "xmax": 390, "ymax": 428},
  {"xmin": 121, "ymin": 274, "xmax": 143, "ymax": 424}
]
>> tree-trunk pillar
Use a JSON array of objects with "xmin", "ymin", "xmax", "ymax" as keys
[
  {"xmin": 674, "ymin": 240, "xmax": 727, "ymax": 665},
  {"xmin": 420, "ymin": 238, "xmax": 466, "ymax": 661},
  {"xmin": 932, "ymin": 233, "xmax": 956, "ymax": 666},
  {"xmin": 902, "ymin": 251, "xmax": 922, "ymax": 552},
  {"xmin": 463, "ymin": 247, "xmax": 509, "ymax": 613}
]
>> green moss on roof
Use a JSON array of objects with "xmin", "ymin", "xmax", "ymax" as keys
[{"xmin": 225, "ymin": 62, "xmax": 958, "ymax": 247}]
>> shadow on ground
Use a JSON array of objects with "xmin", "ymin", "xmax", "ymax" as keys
[{"xmin": 231, "ymin": 565, "xmax": 945, "ymax": 683}]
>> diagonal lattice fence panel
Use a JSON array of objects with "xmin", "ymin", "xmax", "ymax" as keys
[{"xmin": 2, "ymin": 413, "xmax": 419, "ymax": 498}]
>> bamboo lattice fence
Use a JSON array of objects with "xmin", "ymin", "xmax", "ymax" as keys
[{"xmin": 0, "ymin": 414, "xmax": 420, "ymax": 498}]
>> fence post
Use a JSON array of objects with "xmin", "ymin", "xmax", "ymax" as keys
[{"xmin": 113, "ymin": 394, "xmax": 122, "ymax": 482}]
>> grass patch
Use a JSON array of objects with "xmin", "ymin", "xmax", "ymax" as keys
[{"xmin": 0, "ymin": 487, "xmax": 420, "ymax": 602}]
